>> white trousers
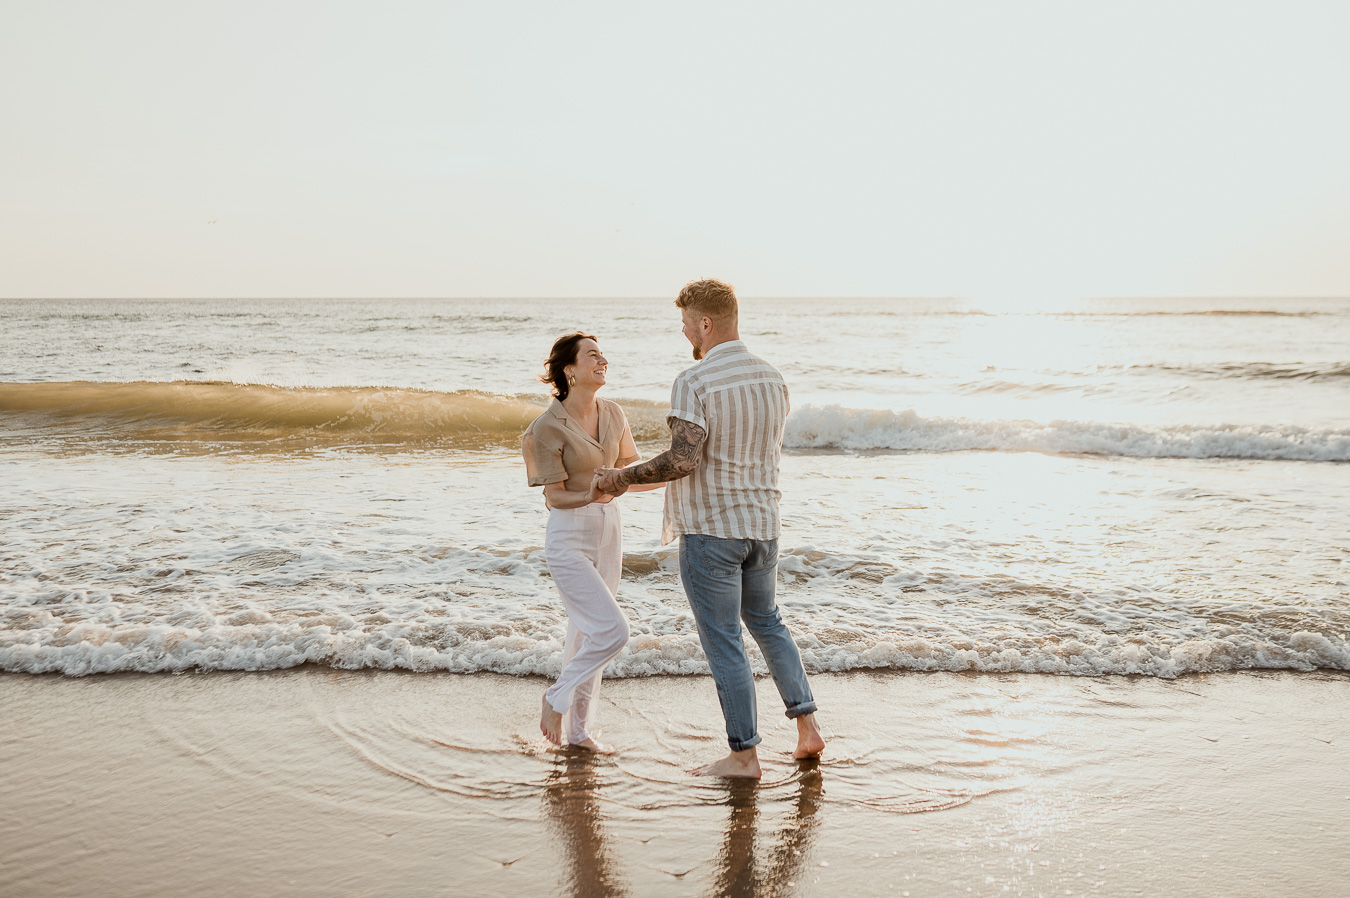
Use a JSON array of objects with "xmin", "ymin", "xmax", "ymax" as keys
[{"xmin": 543, "ymin": 502, "xmax": 629, "ymax": 745}]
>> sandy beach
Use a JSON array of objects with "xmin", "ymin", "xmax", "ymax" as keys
[{"xmin": 3, "ymin": 668, "xmax": 1347, "ymax": 897}]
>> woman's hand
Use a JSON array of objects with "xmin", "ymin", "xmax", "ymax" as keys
[
  {"xmin": 587, "ymin": 473, "xmax": 606, "ymax": 504},
  {"xmin": 593, "ymin": 467, "xmax": 630, "ymax": 497}
]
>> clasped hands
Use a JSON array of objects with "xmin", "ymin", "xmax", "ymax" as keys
[{"xmin": 591, "ymin": 467, "xmax": 629, "ymax": 498}]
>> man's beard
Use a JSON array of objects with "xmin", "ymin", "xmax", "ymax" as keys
[{"xmin": 692, "ymin": 345, "xmax": 703, "ymax": 361}]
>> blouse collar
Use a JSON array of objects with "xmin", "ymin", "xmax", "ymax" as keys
[{"xmin": 549, "ymin": 397, "xmax": 606, "ymax": 449}]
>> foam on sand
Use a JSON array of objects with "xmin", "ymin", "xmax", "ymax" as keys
[{"xmin": 5, "ymin": 576, "xmax": 1347, "ymax": 679}]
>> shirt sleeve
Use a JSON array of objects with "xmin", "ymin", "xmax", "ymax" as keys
[
  {"xmin": 615, "ymin": 408, "xmax": 639, "ymax": 467},
  {"xmin": 666, "ymin": 371, "xmax": 707, "ymax": 431},
  {"xmin": 522, "ymin": 428, "xmax": 567, "ymax": 487}
]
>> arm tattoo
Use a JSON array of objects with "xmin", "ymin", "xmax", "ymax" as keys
[{"xmin": 618, "ymin": 419, "xmax": 705, "ymax": 486}]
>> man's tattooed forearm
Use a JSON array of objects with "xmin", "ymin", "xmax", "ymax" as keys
[
  {"xmin": 618, "ymin": 455, "xmax": 683, "ymax": 485},
  {"xmin": 618, "ymin": 419, "xmax": 706, "ymax": 485}
]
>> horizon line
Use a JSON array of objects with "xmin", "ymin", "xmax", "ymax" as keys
[{"xmin": 4, "ymin": 294, "xmax": 1349, "ymax": 302}]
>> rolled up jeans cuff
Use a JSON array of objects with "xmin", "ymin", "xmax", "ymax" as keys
[
  {"xmin": 785, "ymin": 701, "xmax": 817, "ymax": 720},
  {"xmin": 728, "ymin": 733, "xmax": 763, "ymax": 753}
]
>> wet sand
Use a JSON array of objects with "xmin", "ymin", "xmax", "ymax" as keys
[{"xmin": 2, "ymin": 668, "xmax": 1348, "ymax": 897}]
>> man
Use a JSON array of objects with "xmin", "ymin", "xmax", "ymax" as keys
[{"xmin": 595, "ymin": 278, "xmax": 824, "ymax": 778}]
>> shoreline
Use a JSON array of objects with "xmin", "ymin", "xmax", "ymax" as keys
[{"xmin": 9, "ymin": 660, "xmax": 1350, "ymax": 680}]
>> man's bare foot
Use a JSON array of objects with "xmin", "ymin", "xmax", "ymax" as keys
[
  {"xmin": 540, "ymin": 694, "xmax": 562, "ymax": 746},
  {"xmin": 570, "ymin": 737, "xmax": 614, "ymax": 754},
  {"xmin": 690, "ymin": 748, "xmax": 762, "ymax": 779},
  {"xmin": 793, "ymin": 713, "xmax": 825, "ymax": 759}
]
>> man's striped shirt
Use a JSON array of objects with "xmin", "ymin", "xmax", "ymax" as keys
[{"xmin": 662, "ymin": 340, "xmax": 789, "ymax": 545}]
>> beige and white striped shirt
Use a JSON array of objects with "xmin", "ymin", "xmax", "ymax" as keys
[{"xmin": 661, "ymin": 340, "xmax": 789, "ymax": 545}]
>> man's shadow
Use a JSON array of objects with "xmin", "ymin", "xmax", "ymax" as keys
[
  {"xmin": 543, "ymin": 753, "xmax": 824, "ymax": 898},
  {"xmin": 708, "ymin": 760, "xmax": 825, "ymax": 898}
]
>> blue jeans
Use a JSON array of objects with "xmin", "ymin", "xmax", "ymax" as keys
[{"xmin": 679, "ymin": 534, "xmax": 817, "ymax": 752}]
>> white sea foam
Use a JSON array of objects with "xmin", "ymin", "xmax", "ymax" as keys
[
  {"xmin": 4, "ymin": 444, "xmax": 1349, "ymax": 680},
  {"xmin": 4, "ymin": 608, "xmax": 1348, "ymax": 679},
  {"xmin": 784, "ymin": 404, "xmax": 1350, "ymax": 461},
  {"xmin": 4, "ymin": 521, "xmax": 1348, "ymax": 681}
]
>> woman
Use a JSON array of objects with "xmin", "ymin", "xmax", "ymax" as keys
[{"xmin": 522, "ymin": 332, "xmax": 660, "ymax": 751}]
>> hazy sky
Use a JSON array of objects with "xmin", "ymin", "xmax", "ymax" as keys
[{"xmin": 3, "ymin": 1, "xmax": 1348, "ymax": 300}]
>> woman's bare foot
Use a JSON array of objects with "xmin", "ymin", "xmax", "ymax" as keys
[
  {"xmin": 540, "ymin": 694, "xmax": 562, "ymax": 746},
  {"xmin": 793, "ymin": 713, "xmax": 825, "ymax": 759},
  {"xmin": 570, "ymin": 737, "xmax": 614, "ymax": 754},
  {"xmin": 690, "ymin": 748, "xmax": 762, "ymax": 779}
]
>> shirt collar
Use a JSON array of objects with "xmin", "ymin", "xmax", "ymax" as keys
[{"xmin": 700, "ymin": 340, "xmax": 745, "ymax": 362}]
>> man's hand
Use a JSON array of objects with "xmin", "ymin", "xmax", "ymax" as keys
[{"xmin": 593, "ymin": 467, "xmax": 630, "ymax": 496}]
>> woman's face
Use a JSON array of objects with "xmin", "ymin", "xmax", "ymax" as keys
[{"xmin": 566, "ymin": 338, "xmax": 608, "ymax": 389}]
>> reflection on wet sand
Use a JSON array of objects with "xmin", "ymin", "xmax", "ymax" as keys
[
  {"xmin": 709, "ymin": 761, "xmax": 824, "ymax": 898},
  {"xmin": 542, "ymin": 753, "xmax": 825, "ymax": 898},
  {"xmin": 544, "ymin": 750, "xmax": 629, "ymax": 898}
]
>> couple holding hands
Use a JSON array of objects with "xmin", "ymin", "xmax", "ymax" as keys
[{"xmin": 521, "ymin": 279, "xmax": 823, "ymax": 779}]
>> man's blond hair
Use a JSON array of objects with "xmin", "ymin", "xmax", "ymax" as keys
[{"xmin": 675, "ymin": 278, "xmax": 738, "ymax": 326}]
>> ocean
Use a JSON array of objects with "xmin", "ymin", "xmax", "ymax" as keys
[{"xmin": 2, "ymin": 296, "xmax": 1348, "ymax": 679}]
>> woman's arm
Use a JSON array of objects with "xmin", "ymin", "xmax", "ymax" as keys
[
  {"xmin": 623, "ymin": 476, "xmax": 665, "ymax": 492},
  {"xmin": 542, "ymin": 478, "xmax": 602, "ymax": 509}
]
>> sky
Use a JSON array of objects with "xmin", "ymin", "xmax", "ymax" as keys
[{"xmin": 3, "ymin": 1, "xmax": 1349, "ymax": 301}]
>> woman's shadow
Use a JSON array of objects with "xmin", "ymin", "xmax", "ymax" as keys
[
  {"xmin": 543, "ymin": 751, "xmax": 824, "ymax": 898},
  {"xmin": 544, "ymin": 750, "xmax": 631, "ymax": 898}
]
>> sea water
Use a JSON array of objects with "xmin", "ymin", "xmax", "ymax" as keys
[{"xmin": 2, "ymin": 297, "xmax": 1347, "ymax": 677}]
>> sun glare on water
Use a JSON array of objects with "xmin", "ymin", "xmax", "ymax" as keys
[{"xmin": 968, "ymin": 290, "xmax": 1085, "ymax": 316}]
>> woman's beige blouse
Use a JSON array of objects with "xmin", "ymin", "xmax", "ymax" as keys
[{"xmin": 522, "ymin": 398, "xmax": 639, "ymax": 496}]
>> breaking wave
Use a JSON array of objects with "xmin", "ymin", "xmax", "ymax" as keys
[
  {"xmin": 1116, "ymin": 362, "xmax": 1350, "ymax": 382},
  {"xmin": 3, "ymin": 381, "xmax": 1346, "ymax": 461},
  {"xmin": 0, "ymin": 380, "xmax": 671, "ymax": 448},
  {"xmin": 784, "ymin": 405, "xmax": 1350, "ymax": 461}
]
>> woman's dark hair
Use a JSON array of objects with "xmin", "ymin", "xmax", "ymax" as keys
[{"xmin": 540, "ymin": 331, "xmax": 597, "ymax": 401}]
